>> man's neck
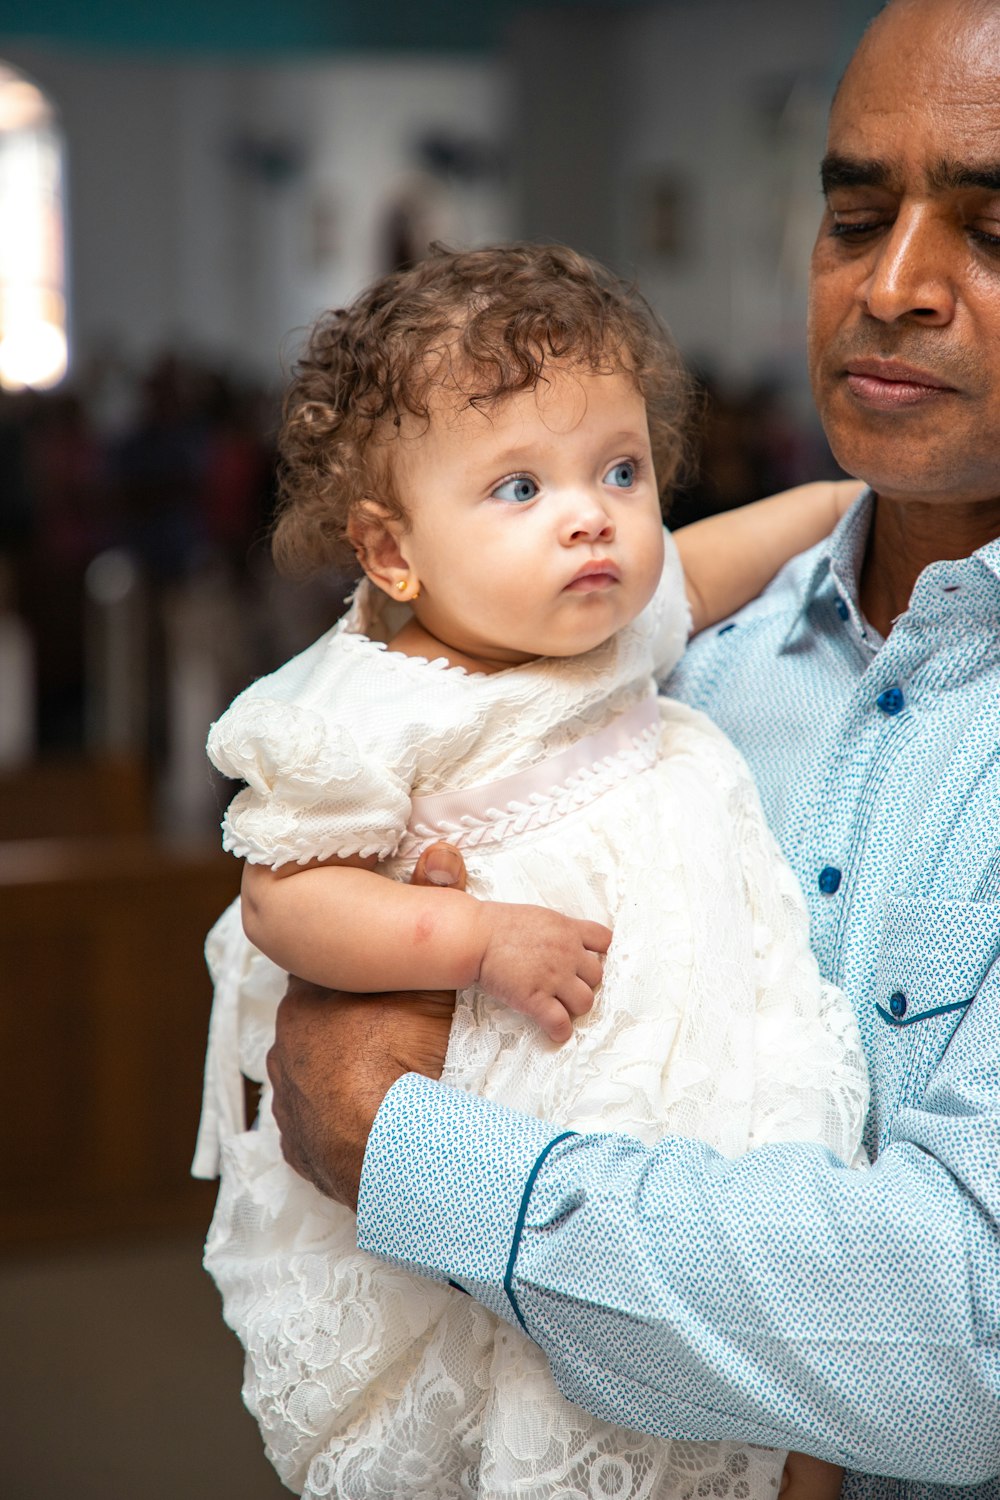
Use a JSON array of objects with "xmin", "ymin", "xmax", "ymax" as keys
[{"xmin": 858, "ymin": 495, "xmax": 1000, "ymax": 638}]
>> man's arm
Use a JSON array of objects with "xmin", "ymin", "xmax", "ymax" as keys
[
  {"xmin": 267, "ymin": 836, "xmax": 1000, "ymax": 1486},
  {"xmin": 269, "ymin": 858, "xmax": 1000, "ymax": 1486},
  {"xmin": 351, "ymin": 966, "xmax": 1000, "ymax": 1488}
]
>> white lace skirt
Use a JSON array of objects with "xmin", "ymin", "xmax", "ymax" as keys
[{"xmin": 199, "ymin": 699, "xmax": 867, "ymax": 1499}]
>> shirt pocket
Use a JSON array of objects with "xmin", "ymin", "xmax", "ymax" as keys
[{"xmin": 865, "ymin": 897, "xmax": 1000, "ymax": 1156}]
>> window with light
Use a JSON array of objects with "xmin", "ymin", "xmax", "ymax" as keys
[{"xmin": 0, "ymin": 63, "xmax": 67, "ymax": 391}]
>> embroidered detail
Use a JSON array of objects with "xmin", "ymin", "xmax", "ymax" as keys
[
  {"xmin": 875, "ymin": 997, "xmax": 973, "ymax": 1028},
  {"xmin": 504, "ymin": 1131, "xmax": 578, "ymax": 1334},
  {"xmin": 397, "ymin": 694, "xmax": 662, "ymax": 859}
]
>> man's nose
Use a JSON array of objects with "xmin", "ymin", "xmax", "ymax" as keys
[
  {"xmin": 560, "ymin": 491, "xmax": 616, "ymax": 543},
  {"xmin": 858, "ymin": 204, "xmax": 956, "ymax": 326}
]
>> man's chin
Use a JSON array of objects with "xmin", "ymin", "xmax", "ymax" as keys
[
  {"xmin": 821, "ymin": 429, "xmax": 953, "ymax": 505},
  {"xmin": 818, "ymin": 391, "xmax": 981, "ymax": 503}
]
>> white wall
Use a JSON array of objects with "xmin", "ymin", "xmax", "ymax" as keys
[
  {"xmin": 509, "ymin": 0, "xmax": 876, "ymax": 386},
  {"xmin": 617, "ymin": 0, "xmax": 842, "ymax": 383},
  {"xmin": 0, "ymin": 45, "xmax": 512, "ymax": 387},
  {"xmin": 2, "ymin": 1, "xmax": 878, "ymax": 394}
]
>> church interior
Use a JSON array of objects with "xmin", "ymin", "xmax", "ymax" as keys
[{"xmin": 0, "ymin": 2, "xmax": 872, "ymax": 1495}]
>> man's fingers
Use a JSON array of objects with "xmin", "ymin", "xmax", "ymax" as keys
[
  {"xmin": 390, "ymin": 998, "xmax": 455, "ymax": 1078},
  {"xmin": 411, "ymin": 841, "xmax": 468, "ymax": 891},
  {"xmin": 406, "ymin": 989, "xmax": 459, "ymax": 1023}
]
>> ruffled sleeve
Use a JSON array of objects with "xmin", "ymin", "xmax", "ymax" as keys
[{"xmin": 207, "ymin": 694, "xmax": 411, "ymax": 867}]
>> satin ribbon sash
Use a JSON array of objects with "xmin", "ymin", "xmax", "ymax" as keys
[{"xmin": 395, "ymin": 692, "xmax": 662, "ymax": 860}]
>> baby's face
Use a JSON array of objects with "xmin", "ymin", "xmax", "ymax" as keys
[{"xmin": 388, "ymin": 363, "xmax": 665, "ymax": 669}]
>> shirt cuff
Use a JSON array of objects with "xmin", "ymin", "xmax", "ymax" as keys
[{"xmin": 356, "ymin": 1072, "xmax": 574, "ymax": 1330}]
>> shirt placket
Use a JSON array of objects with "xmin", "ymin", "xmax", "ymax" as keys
[{"xmin": 796, "ymin": 591, "xmax": 926, "ymax": 990}]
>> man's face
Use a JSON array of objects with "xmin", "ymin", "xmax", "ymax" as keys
[{"xmin": 808, "ymin": 0, "xmax": 1000, "ymax": 506}]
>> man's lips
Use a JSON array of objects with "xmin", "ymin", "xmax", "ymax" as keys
[
  {"xmin": 843, "ymin": 359, "xmax": 956, "ymax": 409},
  {"xmin": 565, "ymin": 560, "xmax": 621, "ymax": 592}
]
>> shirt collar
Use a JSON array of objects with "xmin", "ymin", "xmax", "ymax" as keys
[
  {"xmin": 976, "ymin": 530, "xmax": 1000, "ymax": 587},
  {"xmin": 790, "ymin": 488, "xmax": 876, "ymax": 650},
  {"xmin": 791, "ymin": 489, "xmax": 1000, "ymax": 647}
]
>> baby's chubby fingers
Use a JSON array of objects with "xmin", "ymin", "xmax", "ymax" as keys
[
  {"xmin": 576, "ymin": 947, "xmax": 605, "ymax": 993},
  {"xmin": 536, "ymin": 998, "xmax": 575, "ymax": 1045},
  {"xmin": 578, "ymin": 919, "xmax": 613, "ymax": 955},
  {"xmin": 475, "ymin": 900, "xmax": 612, "ymax": 1038},
  {"xmin": 559, "ymin": 974, "xmax": 599, "ymax": 1018}
]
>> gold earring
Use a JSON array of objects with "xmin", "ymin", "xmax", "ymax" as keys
[
  {"xmin": 395, "ymin": 579, "xmax": 407, "ymax": 592},
  {"xmin": 395, "ymin": 577, "xmax": 420, "ymax": 602}
]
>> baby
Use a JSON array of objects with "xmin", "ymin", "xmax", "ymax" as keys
[{"xmin": 196, "ymin": 243, "xmax": 867, "ymax": 1500}]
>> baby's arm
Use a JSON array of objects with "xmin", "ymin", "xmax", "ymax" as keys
[
  {"xmin": 241, "ymin": 859, "xmax": 610, "ymax": 1044},
  {"xmin": 675, "ymin": 479, "xmax": 863, "ymax": 634}
]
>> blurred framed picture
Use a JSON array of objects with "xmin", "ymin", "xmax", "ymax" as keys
[{"xmin": 634, "ymin": 170, "xmax": 691, "ymax": 264}]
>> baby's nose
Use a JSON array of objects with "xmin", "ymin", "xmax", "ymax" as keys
[{"xmin": 563, "ymin": 494, "xmax": 615, "ymax": 542}]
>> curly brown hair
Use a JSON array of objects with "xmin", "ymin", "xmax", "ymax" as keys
[{"xmin": 273, "ymin": 242, "xmax": 692, "ymax": 576}]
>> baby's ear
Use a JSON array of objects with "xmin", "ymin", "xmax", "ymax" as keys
[{"xmin": 347, "ymin": 502, "xmax": 413, "ymax": 598}]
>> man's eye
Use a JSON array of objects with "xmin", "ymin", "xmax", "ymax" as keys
[
  {"xmin": 604, "ymin": 461, "xmax": 635, "ymax": 489},
  {"xmin": 492, "ymin": 475, "xmax": 538, "ymax": 503},
  {"xmin": 828, "ymin": 215, "xmax": 885, "ymax": 240}
]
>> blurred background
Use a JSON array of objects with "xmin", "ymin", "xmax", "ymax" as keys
[{"xmin": 0, "ymin": 1, "xmax": 874, "ymax": 1495}]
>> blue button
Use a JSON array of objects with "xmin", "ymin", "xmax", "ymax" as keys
[
  {"xmin": 889, "ymin": 990, "xmax": 908, "ymax": 1018},
  {"xmin": 835, "ymin": 598, "xmax": 849, "ymax": 621},
  {"xmin": 818, "ymin": 865, "xmax": 842, "ymax": 894},
  {"xmin": 876, "ymin": 686, "xmax": 905, "ymax": 715}
]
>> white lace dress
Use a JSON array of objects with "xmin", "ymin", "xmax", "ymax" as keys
[{"xmin": 194, "ymin": 529, "xmax": 868, "ymax": 1500}]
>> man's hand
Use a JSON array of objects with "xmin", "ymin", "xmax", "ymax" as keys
[
  {"xmin": 267, "ymin": 842, "xmax": 466, "ymax": 1210},
  {"xmin": 476, "ymin": 902, "xmax": 611, "ymax": 1043}
]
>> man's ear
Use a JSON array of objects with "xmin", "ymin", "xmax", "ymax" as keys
[{"xmin": 347, "ymin": 502, "xmax": 419, "ymax": 602}]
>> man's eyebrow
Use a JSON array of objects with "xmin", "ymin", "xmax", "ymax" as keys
[
  {"xmin": 820, "ymin": 154, "xmax": 890, "ymax": 193},
  {"xmin": 928, "ymin": 159, "xmax": 1000, "ymax": 192},
  {"xmin": 820, "ymin": 153, "xmax": 1000, "ymax": 195}
]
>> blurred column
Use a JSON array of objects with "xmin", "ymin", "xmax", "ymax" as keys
[
  {"xmin": 0, "ymin": 558, "xmax": 35, "ymax": 768},
  {"xmin": 84, "ymin": 548, "xmax": 148, "ymax": 756},
  {"xmin": 161, "ymin": 565, "xmax": 245, "ymax": 839},
  {"xmin": 506, "ymin": 5, "xmax": 631, "ymax": 270}
]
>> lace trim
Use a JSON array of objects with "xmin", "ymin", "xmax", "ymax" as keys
[
  {"xmin": 339, "ymin": 623, "xmax": 490, "ymax": 680},
  {"xmin": 396, "ymin": 693, "xmax": 662, "ymax": 859}
]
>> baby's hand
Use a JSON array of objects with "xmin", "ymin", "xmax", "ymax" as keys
[{"xmin": 475, "ymin": 901, "xmax": 612, "ymax": 1043}]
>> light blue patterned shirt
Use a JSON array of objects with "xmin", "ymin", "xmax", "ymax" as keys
[{"xmin": 357, "ymin": 494, "xmax": 1000, "ymax": 1499}]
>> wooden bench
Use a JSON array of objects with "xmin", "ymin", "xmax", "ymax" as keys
[
  {"xmin": 0, "ymin": 836, "xmax": 240, "ymax": 1248},
  {"xmin": 0, "ymin": 756, "xmax": 152, "ymax": 842}
]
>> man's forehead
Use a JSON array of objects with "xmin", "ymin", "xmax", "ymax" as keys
[
  {"xmin": 827, "ymin": 6, "xmax": 1000, "ymax": 178},
  {"xmin": 834, "ymin": 0, "xmax": 1000, "ymax": 129}
]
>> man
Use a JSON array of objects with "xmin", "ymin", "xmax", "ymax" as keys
[{"xmin": 266, "ymin": 0, "xmax": 1000, "ymax": 1494}]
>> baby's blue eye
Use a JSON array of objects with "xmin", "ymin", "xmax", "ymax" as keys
[
  {"xmin": 604, "ymin": 461, "xmax": 636, "ymax": 489},
  {"xmin": 493, "ymin": 475, "xmax": 538, "ymax": 503}
]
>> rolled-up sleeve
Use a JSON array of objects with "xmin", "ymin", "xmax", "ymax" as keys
[{"xmin": 357, "ymin": 964, "xmax": 1000, "ymax": 1488}]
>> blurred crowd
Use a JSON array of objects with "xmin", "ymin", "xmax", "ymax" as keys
[
  {"xmin": 1, "ymin": 354, "xmax": 299, "ymax": 759},
  {"xmin": 0, "ymin": 351, "xmax": 837, "ymax": 781},
  {"xmin": 669, "ymin": 370, "xmax": 841, "ymax": 530}
]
